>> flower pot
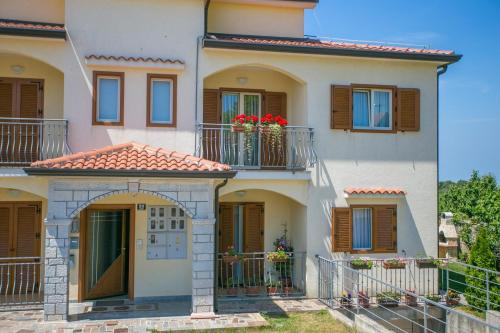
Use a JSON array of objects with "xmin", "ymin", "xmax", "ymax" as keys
[
  {"xmin": 416, "ymin": 260, "xmax": 438, "ymax": 269},
  {"xmin": 340, "ymin": 298, "xmax": 352, "ymax": 308},
  {"xmin": 378, "ymin": 299, "xmax": 399, "ymax": 307},
  {"xmin": 358, "ymin": 292, "xmax": 370, "ymax": 308},
  {"xmin": 351, "ymin": 263, "xmax": 372, "ymax": 270},
  {"xmin": 283, "ymin": 286, "xmax": 293, "ymax": 296},
  {"xmin": 226, "ymin": 287, "xmax": 238, "ymax": 297},
  {"xmin": 246, "ymin": 286, "xmax": 262, "ymax": 296},
  {"xmin": 383, "ymin": 262, "xmax": 406, "ymax": 270},
  {"xmin": 223, "ymin": 255, "xmax": 240, "ymax": 264},
  {"xmin": 231, "ymin": 125, "xmax": 256, "ymax": 133},
  {"xmin": 269, "ymin": 258, "xmax": 288, "ymax": 263},
  {"xmin": 405, "ymin": 294, "xmax": 418, "ymax": 307},
  {"xmin": 267, "ymin": 287, "xmax": 278, "ymax": 295},
  {"xmin": 259, "ymin": 126, "xmax": 271, "ymax": 135},
  {"xmin": 446, "ymin": 298, "xmax": 460, "ymax": 306}
]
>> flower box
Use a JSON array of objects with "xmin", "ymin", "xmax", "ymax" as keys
[
  {"xmin": 405, "ymin": 290, "xmax": 418, "ymax": 307},
  {"xmin": 446, "ymin": 297, "xmax": 460, "ymax": 306},
  {"xmin": 376, "ymin": 292, "xmax": 401, "ymax": 307},
  {"xmin": 416, "ymin": 259, "xmax": 438, "ymax": 269},
  {"xmin": 245, "ymin": 286, "xmax": 262, "ymax": 296},
  {"xmin": 383, "ymin": 261, "xmax": 406, "ymax": 270},
  {"xmin": 226, "ymin": 287, "xmax": 238, "ymax": 297},
  {"xmin": 351, "ymin": 262, "xmax": 373, "ymax": 270},
  {"xmin": 223, "ymin": 255, "xmax": 240, "ymax": 264},
  {"xmin": 231, "ymin": 125, "xmax": 256, "ymax": 133}
]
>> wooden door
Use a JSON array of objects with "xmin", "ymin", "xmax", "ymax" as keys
[
  {"xmin": 219, "ymin": 204, "xmax": 234, "ymax": 253},
  {"xmin": 0, "ymin": 78, "xmax": 43, "ymax": 164},
  {"xmin": 243, "ymin": 204, "xmax": 264, "ymax": 285},
  {"xmin": 83, "ymin": 209, "xmax": 129, "ymax": 300}
]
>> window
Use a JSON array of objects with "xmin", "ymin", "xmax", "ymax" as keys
[
  {"xmin": 332, "ymin": 205, "xmax": 397, "ymax": 253},
  {"xmin": 92, "ymin": 71, "xmax": 124, "ymax": 125},
  {"xmin": 353, "ymin": 89, "xmax": 392, "ymax": 130},
  {"xmin": 352, "ymin": 208, "xmax": 372, "ymax": 250},
  {"xmin": 147, "ymin": 74, "xmax": 177, "ymax": 127}
]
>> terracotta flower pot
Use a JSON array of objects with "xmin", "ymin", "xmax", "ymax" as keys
[
  {"xmin": 226, "ymin": 287, "xmax": 238, "ymax": 297},
  {"xmin": 446, "ymin": 298, "xmax": 460, "ymax": 306},
  {"xmin": 231, "ymin": 125, "xmax": 256, "ymax": 133},
  {"xmin": 267, "ymin": 287, "xmax": 278, "ymax": 295},
  {"xmin": 383, "ymin": 262, "xmax": 406, "ymax": 269},
  {"xmin": 223, "ymin": 255, "xmax": 240, "ymax": 264},
  {"xmin": 358, "ymin": 292, "xmax": 370, "ymax": 308},
  {"xmin": 405, "ymin": 294, "xmax": 418, "ymax": 307},
  {"xmin": 246, "ymin": 286, "xmax": 262, "ymax": 296},
  {"xmin": 416, "ymin": 260, "xmax": 438, "ymax": 269}
]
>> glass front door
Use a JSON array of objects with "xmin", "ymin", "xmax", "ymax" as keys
[
  {"xmin": 221, "ymin": 92, "xmax": 261, "ymax": 167},
  {"xmin": 85, "ymin": 209, "xmax": 130, "ymax": 300}
]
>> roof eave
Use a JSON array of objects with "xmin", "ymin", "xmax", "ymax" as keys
[
  {"xmin": 24, "ymin": 168, "xmax": 237, "ymax": 179},
  {"xmin": 0, "ymin": 27, "xmax": 66, "ymax": 40},
  {"xmin": 203, "ymin": 38, "xmax": 462, "ymax": 65}
]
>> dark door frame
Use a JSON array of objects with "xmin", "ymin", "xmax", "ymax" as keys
[{"xmin": 78, "ymin": 204, "xmax": 135, "ymax": 302}]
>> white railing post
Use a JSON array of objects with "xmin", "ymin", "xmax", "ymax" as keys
[{"xmin": 486, "ymin": 271, "xmax": 490, "ymax": 311}]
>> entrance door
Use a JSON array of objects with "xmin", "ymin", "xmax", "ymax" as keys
[
  {"xmin": 221, "ymin": 92, "xmax": 261, "ymax": 167},
  {"xmin": 0, "ymin": 78, "xmax": 43, "ymax": 164},
  {"xmin": 83, "ymin": 209, "xmax": 130, "ymax": 300},
  {"xmin": 0, "ymin": 202, "xmax": 41, "ymax": 293}
]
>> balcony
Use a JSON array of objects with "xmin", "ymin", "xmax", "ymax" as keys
[
  {"xmin": 0, "ymin": 118, "xmax": 70, "ymax": 166},
  {"xmin": 196, "ymin": 124, "xmax": 317, "ymax": 170}
]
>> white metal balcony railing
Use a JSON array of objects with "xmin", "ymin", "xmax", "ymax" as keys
[
  {"xmin": 196, "ymin": 124, "xmax": 317, "ymax": 170},
  {"xmin": 0, "ymin": 257, "xmax": 43, "ymax": 309},
  {"xmin": 0, "ymin": 118, "xmax": 70, "ymax": 165}
]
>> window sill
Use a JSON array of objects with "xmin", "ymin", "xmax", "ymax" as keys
[
  {"xmin": 92, "ymin": 121, "xmax": 124, "ymax": 126},
  {"xmin": 350, "ymin": 128, "xmax": 396, "ymax": 134}
]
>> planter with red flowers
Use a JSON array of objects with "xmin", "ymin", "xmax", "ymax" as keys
[
  {"xmin": 231, "ymin": 114, "xmax": 259, "ymax": 154},
  {"xmin": 259, "ymin": 114, "xmax": 288, "ymax": 150},
  {"xmin": 222, "ymin": 246, "xmax": 242, "ymax": 264}
]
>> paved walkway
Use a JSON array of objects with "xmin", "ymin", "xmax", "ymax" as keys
[{"xmin": 0, "ymin": 299, "xmax": 326, "ymax": 333}]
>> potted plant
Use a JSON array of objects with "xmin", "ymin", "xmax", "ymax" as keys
[
  {"xmin": 376, "ymin": 292, "xmax": 401, "ymax": 307},
  {"xmin": 259, "ymin": 114, "xmax": 288, "ymax": 150},
  {"xmin": 226, "ymin": 277, "xmax": 239, "ymax": 297},
  {"xmin": 358, "ymin": 291, "xmax": 370, "ymax": 308},
  {"xmin": 231, "ymin": 114, "xmax": 258, "ymax": 133},
  {"xmin": 266, "ymin": 279, "xmax": 281, "ymax": 295},
  {"xmin": 425, "ymin": 294, "xmax": 441, "ymax": 305},
  {"xmin": 415, "ymin": 253, "xmax": 440, "ymax": 268},
  {"xmin": 267, "ymin": 248, "xmax": 289, "ymax": 263},
  {"xmin": 350, "ymin": 257, "xmax": 374, "ymax": 270},
  {"xmin": 383, "ymin": 257, "xmax": 406, "ymax": 269},
  {"xmin": 245, "ymin": 279, "xmax": 263, "ymax": 296},
  {"xmin": 405, "ymin": 289, "xmax": 418, "ymax": 306},
  {"xmin": 223, "ymin": 246, "xmax": 242, "ymax": 264},
  {"xmin": 340, "ymin": 291, "xmax": 352, "ymax": 308},
  {"xmin": 445, "ymin": 290, "xmax": 460, "ymax": 306}
]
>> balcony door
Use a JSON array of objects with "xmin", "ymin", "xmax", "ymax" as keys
[
  {"xmin": 221, "ymin": 92, "xmax": 261, "ymax": 168},
  {"xmin": 0, "ymin": 78, "xmax": 43, "ymax": 164}
]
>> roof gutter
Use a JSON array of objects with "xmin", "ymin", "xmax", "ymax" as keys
[
  {"xmin": 24, "ymin": 168, "xmax": 237, "ymax": 179},
  {"xmin": 0, "ymin": 27, "xmax": 66, "ymax": 40},
  {"xmin": 204, "ymin": 0, "xmax": 211, "ymax": 36},
  {"xmin": 203, "ymin": 38, "xmax": 462, "ymax": 65},
  {"xmin": 213, "ymin": 178, "xmax": 228, "ymax": 313}
]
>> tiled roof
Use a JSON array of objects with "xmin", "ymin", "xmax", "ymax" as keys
[
  {"xmin": 204, "ymin": 34, "xmax": 461, "ymax": 63},
  {"xmin": 0, "ymin": 19, "xmax": 65, "ymax": 32},
  {"xmin": 85, "ymin": 54, "xmax": 185, "ymax": 65},
  {"xmin": 30, "ymin": 142, "xmax": 231, "ymax": 172},
  {"xmin": 344, "ymin": 187, "xmax": 406, "ymax": 195}
]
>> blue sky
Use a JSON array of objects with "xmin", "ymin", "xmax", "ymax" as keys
[{"xmin": 304, "ymin": 0, "xmax": 500, "ymax": 181}]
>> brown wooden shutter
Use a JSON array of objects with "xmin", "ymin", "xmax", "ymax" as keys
[
  {"xmin": 244, "ymin": 204, "xmax": 264, "ymax": 253},
  {"xmin": 331, "ymin": 85, "xmax": 352, "ymax": 130},
  {"xmin": 0, "ymin": 82, "xmax": 14, "ymax": 118},
  {"xmin": 373, "ymin": 206, "xmax": 397, "ymax": 252},
  {"xmin": 0, "ymin": 204, "xmax": 13, "ymax": 257},
  {"xmin": 202, "ymin": 89, "xmax": 221, "ymax": 162},
  {"xmin": 262, "ymin": 92, "xmax": 287, "ymax": 168},
  {"xmin": 14, "ymin": 204, "xmax": 39, "ymax": 257},
  {"xmin": 19, "ymin": 83, "xmax": 40, "ymax": 118},
  {"xmin": 219, "ymin": 204, "xmax": 234, "ymax": 252},
  {"xmin": 332, "ymin": 208, "xmax": 351, "ymax": 252},
  {"xmin": 397, "ymin": 88, "xmax": 420, "ymax": 131}
]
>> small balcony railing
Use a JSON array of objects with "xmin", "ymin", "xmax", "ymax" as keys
[
  {"xmin": 0, "ymin": 118, "xmax": 70, "ymax": 166},
  {"xmin": 196, "ymin": 124, "xmax": 317, "ymax": 170},
  {"xmin": 0, "ymin": 257, "xmax": 43, "ymax": 309},
  {"xmin": 217, "ymin": 252, "xmax": 306, "ymax": 298}
]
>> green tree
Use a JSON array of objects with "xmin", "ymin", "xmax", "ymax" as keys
[
  {"xmin": 439, "ymin": 170, "xmax": 500, "ymax": 257},
  {"xmin": 464, "ymin": 228, "xmax": 499, "ymax": 310}
]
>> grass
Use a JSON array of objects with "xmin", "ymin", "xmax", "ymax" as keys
[
  {"xmin": 455, "ymin": 305, "xmax": 486, "ymax": 319},
  {"xmin": 157, "ymin": 310, "xmax": 353, "ymax": 333}
]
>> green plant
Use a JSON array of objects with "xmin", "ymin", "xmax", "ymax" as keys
[
  {"xmin": 266, "ymin": 279, "xmax": 282, "ymax": 288},
  {"xmin": 464, "ymin": 228, "xmax": 499, "ymax": 310},
  {"xmin": 376, "ymin": 292, "xmax": 401, "ymax": 305},
  {"xmin": 350, "ymin": 257, "xmax": 373, "ymax": 269},
  {"xmin": 425, "ymin": 295, "xmax": 441, "ymax": 303},
  {"xmin": 260, "ymin": 114, "xmax": 288, "ymax": 151},
  {"xmin": 267, "ymin": 250, "xmax": 289, "ymax": 262}
]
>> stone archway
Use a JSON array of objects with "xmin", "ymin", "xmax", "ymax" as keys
[{"xmin": 43, "ymin": 178, "xmax": 217, "ymax": 321}]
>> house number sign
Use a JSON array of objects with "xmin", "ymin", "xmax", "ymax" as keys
[{"xmin": 147, "ymin": 205, "xmax": 187, "ymax": 259}]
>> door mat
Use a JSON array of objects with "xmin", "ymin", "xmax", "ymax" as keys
[{"xmin": 84, "ymin": 303, "xmax": 158, "ymax": 313}]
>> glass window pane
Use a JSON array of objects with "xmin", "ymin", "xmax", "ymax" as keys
[
  {"xmin": 98, "ymin": 78, "xmax": 120, "ymax": 122},
  {"xmin": 222, "ymin": 93, "xmax": 239, "ymax": 123},
  {"xmin": 353, "ymin": 208, "xmax": 372, "ymax": 250},
  {"xmin": 243, "ymin": 94, "xmax": 259, "ymax": 117},
  {"xmin": 151, "ymin": 80, "xmax": 172, "ymax": 123},
  {"xmin": 353, "ymin": 91, "xmax": 370, "ymax": 127},
  {"xmin": 373, "ymin": 91, "xmax": 390, "ymax": 128}
]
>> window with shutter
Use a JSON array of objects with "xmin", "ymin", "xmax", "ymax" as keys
[
  {"xmin": 331, "ymin": 85, "xmax": 352, "ymax": 130},
  {"xmin": 202, "ymin": 89, "xmax": 221, "ymax": 162},
  {"xmin": 397, "ymin": 88, "xmax": 420, "ymax": 131},
  {"xmin": 219, "ymin": 204, "xmax": 234, "ymax": 252},
  {"xmin": 332, "ymin": 208, "xmax": 351, "ymax": 252},
  {"xmin": 373, "ymin": 205, "xmax": 397, "ymax": 252}
]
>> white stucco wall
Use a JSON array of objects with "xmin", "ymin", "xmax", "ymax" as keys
[{"xmin": 208, "ymin": 2, "xmax": 304, "ymax": 38}]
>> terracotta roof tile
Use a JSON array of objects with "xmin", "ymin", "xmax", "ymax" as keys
[
  {"xmin": 0, "ymin": 19, "xmax": 65, "ymax": 32},
  {"xmin": 85, "ymin": 54, "xmax": 185, "ymax": 65},
  {"xmin": 30, "ymin": 142, "xmax": 231, "ymax": 172},
  {"xmin": 205, "ymin": 34, "xmax": 458, "ymax": 58},
  {"xmin": 344, "ymin": 187, "xmax": 406, "ymax": 195}
]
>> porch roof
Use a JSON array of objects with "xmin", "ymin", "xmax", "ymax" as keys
[
  {"xmin": 344, "ymin": 187, "xmax": 406, "ymax": 196},
  {"xmin": 24, "ymin": 142, "xmax": 236, "ymax": 178},
  {"xmin": 0, "ymin": 19, "xmax": 66, "ymax": 39},
  {"xmin": 203, "ymin": 33, "xmax": 462, "ymax": 64}
]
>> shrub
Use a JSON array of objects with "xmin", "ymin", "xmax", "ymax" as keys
[{"xmin": 465, "ymin": 228, "xmax": 499, "ymax": 310}]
